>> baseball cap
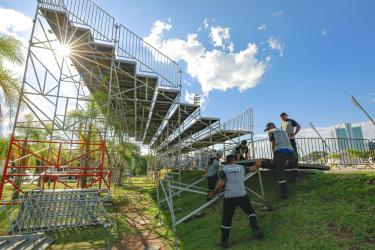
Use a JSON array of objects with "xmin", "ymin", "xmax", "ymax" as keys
[
  {"xmin": 241, "ymin": 140, "xmax": 247, "ymax": 145},
  {"xmin": 216, "ymin": 150, "xmax": 223, "ymax": 156},
  {"xmin": 264, "ymin": 122, "xmax": 275, "ymax": 132},
  {"xmin": 280, "ymin": 112, "xmax": 288, "ymax": 116}
]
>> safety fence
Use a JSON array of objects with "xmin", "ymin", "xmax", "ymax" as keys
[
  {"xmin": 250, "ymin": 137, "xmax": 375, "ymax": 168},
  {"xmin": 220, "ymin": 108, "xmax": 253, "ymax": 132}
]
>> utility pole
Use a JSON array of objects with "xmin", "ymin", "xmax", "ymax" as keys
[{"xmin": 351, "ymin": 95, "xmax": 375, "ymax": 128}]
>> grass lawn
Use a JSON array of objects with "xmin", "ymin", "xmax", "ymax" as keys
[
  {"xmin": 169, "ymin": 170, "xmax": 375, "ymax": 249},
  {"xmin": 0, "ymin": 170, "xmax": 374, "ymax": 249}
]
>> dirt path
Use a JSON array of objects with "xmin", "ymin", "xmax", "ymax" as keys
[{"xmin": 112, "ymin": 179, "xmax": 171, "ymax": 250}]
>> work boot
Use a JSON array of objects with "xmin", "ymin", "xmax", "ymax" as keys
[
  {"xmin": 291, "ymin": 169, "xmax": 299, "ymax": 182},
  {"xmin": 280, "ymin": 182, "xmax": 288, "ymax": 199},
  {"xmin": 220, "ymin": 239, "xmax": 230, "ymax": 249},
  {"xmin": 253, "ymin": 228, "xmax": 264, "ymax": 239},
  {"xmin": 250, "ymin": 216, "xmax": 264, "ymax": 239},
  {"xmin": 221, "ymin": 228, "xmax": 230, "ymax": 248}
]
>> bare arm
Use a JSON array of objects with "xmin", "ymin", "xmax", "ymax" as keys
[
  {"xmin": 208, "ymin": 180, "xmax": 225, "ymax": 197},
  {"xmin": 247, "ymin": 160, "xmax": 262, "ymax": 172},
  {"xmin": 294, "ymin": 124, "xmax": 301, "ymax": 136}
]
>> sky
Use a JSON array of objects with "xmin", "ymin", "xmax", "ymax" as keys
[{"xmin": 1, "ymin": 0, "xmax": 375, "ymax": 138}]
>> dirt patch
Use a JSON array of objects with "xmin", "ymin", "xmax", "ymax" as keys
[
  {"xmin": 112, "ymin": 181, "xmax": 168, "ymax": 250},
  {"xmin": 113, "ymin": 233, "xmax": 164, "ymax": 250}
]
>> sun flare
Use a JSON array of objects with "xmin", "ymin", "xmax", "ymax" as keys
[{"xmin": 55, "ymin": 43, "xmax": 71, "ymax": 57}]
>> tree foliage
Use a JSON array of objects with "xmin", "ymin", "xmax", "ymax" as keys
[{"xmin": 0, "ymin": 34, "xmax": 23, "ymax": 123}]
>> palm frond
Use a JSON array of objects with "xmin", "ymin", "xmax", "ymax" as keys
[
  {"xmin": 0, "ymin": 67, "xmax": 21, "ymax": 121},
  {"xmin": 0, "ymin": 35, "xmax": 24, "ymax": 65}
]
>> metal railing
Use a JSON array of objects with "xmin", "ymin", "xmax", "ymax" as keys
[
  {"xmin": 39, "ymin": 0, "xmax": 115, "ymax": 42},
  {"xmin": 116, "ymin": 25, "xmax": 181, "ymax": 88},
  {"xmin": 249, "ymin": 137, "xmax": 375, "ymax": 168},
  {"xmin": 325, "ymin": 138, "xmax": 374, "ymax": 166},
  {"xmin": 296, "ymin": 138, "xmax": 328, "ymax": 165},
  {"xmin": 220, "ymin": 108, "xmax": 253, "ymax": 132},
  {"xmin": 252, "ymin": 138, "xmax": 273, "ymax": 159},
  {"xmin": 39, "ymin": 0, "xmax": 181, "ymax": 88}
]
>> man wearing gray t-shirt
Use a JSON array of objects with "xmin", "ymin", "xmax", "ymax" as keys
[
  {"xmin": 265, "ymin": 122, "xmax": 298, "ymax": 198},
  {"xmin": 205, "ymin": 151, "xmax": 222, "ymax": 200},
  {"xmin": 208, "ymin": 155, "xmax": 263, "ymax": 248}
]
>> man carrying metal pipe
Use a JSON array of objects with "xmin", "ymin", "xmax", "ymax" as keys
[
  {"xmin": 208, "ymin": 155, "xmax": 263, "ymax": 249},
  {"xmin": 265, "ymin": 122, "xmax": 298, "ymax": 198},
  {"xmin": 205, "ymin": 150, "xmax": 222, "ymax": 200}
]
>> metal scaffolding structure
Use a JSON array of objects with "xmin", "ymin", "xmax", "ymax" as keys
[
  {"xmin": 0, "ymin": 0, "xmax": 260, "ymax": 241},
  {"xmin": 0, "ymin": 0, "xmax": 256, "ymax": 202}
]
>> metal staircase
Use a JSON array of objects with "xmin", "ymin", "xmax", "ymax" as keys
[
  {"xmin": 1, "ymin": 0, "xmax": 254, "ymax": 202},
  {"xmin": 0, "ymin": 233, "xmax": 53, "ymax": 250}
]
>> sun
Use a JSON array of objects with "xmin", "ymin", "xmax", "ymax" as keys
[{"xmin": 55, "ymin": 42, "xmax": 71, "ymax": 57}]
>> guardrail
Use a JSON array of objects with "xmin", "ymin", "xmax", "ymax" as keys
[
  {"xmin": 39, "ymin": 0, "xmax": 115, "ymax": 42},
  {"xmin": 116, "ymin": 25, "xmax": 181, "ymax": 88},
  {"xmin": 220, "ymin": 108, "xmax": 253, "ymax": 132},
  {"xmin": 39, "ymin": 0, "xmax": 181, "ymax": 88},
  {"xmin": 324, "ymin": 138, "xmax": 373, "ymax": 166},
  {"xmin": 249, "ymin": 137, "xmax": 374, "ymax": 168}
]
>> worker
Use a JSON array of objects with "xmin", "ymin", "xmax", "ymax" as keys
[
  {"xmin": 208, "ymin": 155, "xmax": 263, "ymax": 248},
  {"xmin": 264, "ymin": 122, "xmax": 297, "ymax": 198},
  {"xmin": 205, "ymin": 150, "xmax": 222, "ymax": 200},
  {"xmin": 280, "ymin": 112, "xmax": 301, "ymax": 155},
  {"xmin": 280, "ymin": 112, "xmax": 301, "ymax": 180},
  {"xmin": 232, "ymin": 140, "xmax": 249, "ymax": 161}
]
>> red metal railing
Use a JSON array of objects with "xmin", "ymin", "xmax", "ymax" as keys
[{"xmin": 0, "ymin": 137, "xmax": 110, "ymax": 200}]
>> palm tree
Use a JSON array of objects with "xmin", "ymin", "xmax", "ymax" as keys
[
  {"xmin": 67, "ymin": 93, "xmax": 105, "ymax": 188},
  {"xmin": 0, "ymin": 34, "xmax": 23, "ymax": 123},
  {"xmin": 116, "ymin": 142, "xmax": 142, "ymax": 184},
  {"xmin": 12, "ymin": 113, "xmax": 42, "ymax": 199}
]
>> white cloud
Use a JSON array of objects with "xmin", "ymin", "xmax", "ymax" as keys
[
  {"xmin": 144, "ymin": 20, "xmax": 172, "ymax": 48},
  {"xmin": 320, "ymin": 28, "xmax": 328, "ymax": 36},
  {"xmin": 0, "ymin": 8, "xmax": 32, "ymax": 76},
  {"xmin": 184, "ymin": 90, "xmax": 195, "ymax": 104},
  {"xmin": 268, "ymin": 36, "xmax": 284, "ymax": 56},
  {"xmin": 209, "ymin": 26, "xmax": 231, "ymax": 50},
  {"xmin": 204, "ymin": 18, "xmax": 209, "ymax": 29},
  {"xmin": 272, "ymin": 11, "xmax": 283, "ymax": 17},
  {"xmin": 258, "ymin": 24, "xmax": 266, "ymax": 31},
  {"xmin": 184, "ymin": 90, "xmax": 207, "ymax": 108},
  {"xmin": 0, "ymin": 8, "xmax": 32, "ymax": 35},
  {"xmin": 145, "ymin": 20, "xmax": 269, "ymax": 94}
]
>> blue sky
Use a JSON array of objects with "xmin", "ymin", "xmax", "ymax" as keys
[{"xmin": 1, "ymin": 0, "xmax": 375, "ymax": 136}]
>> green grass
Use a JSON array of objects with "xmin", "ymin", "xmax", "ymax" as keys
[
  {"xmin": 0, "ymin": 171, "xmax": 374, "ymax": 249},
  {"xmin": 166, "ymin": 170, "xmax": 375, "ymax": 249}
]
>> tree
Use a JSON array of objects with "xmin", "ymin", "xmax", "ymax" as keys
[
  {"xmin": 0, "ymin": 34, "xmax": 23, "ymax": 124},
  {"xmin": 12, "ymin": 113, "xmax": 42, "ymax": 199},
  {"xmin": 67, "ymin": 93, "xmax": 105, "ymax": 188}
]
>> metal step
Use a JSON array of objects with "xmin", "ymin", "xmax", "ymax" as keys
[{"xmin": 0, "ymin": 233, "xmax": 53, "ymax": 250}]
